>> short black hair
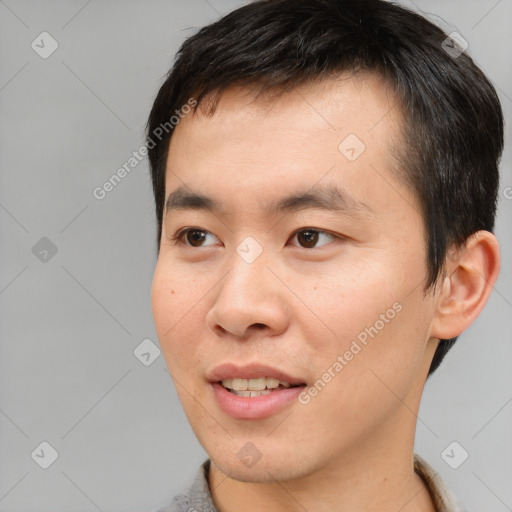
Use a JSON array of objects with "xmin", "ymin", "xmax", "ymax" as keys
[{"xmin": 146, "ymin": 0, "xmax": 504, "ymax": 376}]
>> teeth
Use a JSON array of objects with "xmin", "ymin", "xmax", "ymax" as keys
[
  {"xmin": 231, "ymin": 389, "xmax": 273, "ymax": 397},
  {"xmin": 247, "ymin": 378, "xmax": 265, "ymax": 390},
  {"xmin": 231, "ymin": 378, "xmax": 247, "ymax": 391},
  {"xmin": 253, "ymin": 390, "xmax": 271, "ymax": 397},
  {"xmin": 221, "ymin": 377, "xmax": 292, "ymax": 391},
  {"xmin": 267, "ymin": 377, "xmax": 280, "ymax": 388}
]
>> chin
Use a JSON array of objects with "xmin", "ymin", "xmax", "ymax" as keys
[
  {"xmin": 207, "ymin": 440, "xmax": 321, "ymax": 484},
  {"xmin": 212, "ymin": 457, "xmax": 303, "ymax": 483}
]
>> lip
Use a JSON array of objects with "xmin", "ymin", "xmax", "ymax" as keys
[
  {"xmin": 211, "ymin": 383, "xmax": 305, "ymax": 420},
  {"xmin": 208, "ymin": 362, "xmax": 307, "ymax": 420}
]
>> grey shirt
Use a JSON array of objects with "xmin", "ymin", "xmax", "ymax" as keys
[{"xmin": 156, "ymin": 454, "xmax": 467, "ymax": 512}]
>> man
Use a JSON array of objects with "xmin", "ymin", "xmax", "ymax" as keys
[{"xmin": 147, "ymin": 0, "xmax": 503, "ymax": 510}]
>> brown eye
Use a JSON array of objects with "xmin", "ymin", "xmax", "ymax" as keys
[
  {"xmin": 172, "ymin": 228, "xmax": 336, "ymax": 249},
  {"xmin": 293, "ymin": 229, "xmax": 335, "ymax": 249},
  {"xmin": 185, "ymin": 229, "xmax": 207, "ymax": 247},
  {"xmin": 171, "ymin": 228, "xmax": 219, "ymax": 247},
  {"xmin": 297, "ymin": 230, "xmax": 319, "ymax": 248}
]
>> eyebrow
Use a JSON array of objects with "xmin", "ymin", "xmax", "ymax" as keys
[{"xmin": 165, "ymin": 183, "xmax": 373, "ymax": 218}]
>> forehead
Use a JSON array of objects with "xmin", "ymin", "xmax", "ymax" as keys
[{"xmin": 164, "ymin": 74, "xmax": 414, "ymax": 220}]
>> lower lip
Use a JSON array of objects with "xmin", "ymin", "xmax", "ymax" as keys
[{"xmin": 211, "ymin": 382, "xmax": 306, "ymax": 420}]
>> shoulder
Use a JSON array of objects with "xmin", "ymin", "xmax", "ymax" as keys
[
  {"xmin": 153, "ymin": 459, "xmax": 218, "ymax": 512},
  {"xmin": 414, "ymin": 453, "xmax": 468, "ymax": 512}
]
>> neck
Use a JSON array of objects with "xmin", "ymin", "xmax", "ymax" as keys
[{"xmin": 209, "ymin": 436, "xmax": 435, "ymax": 512}]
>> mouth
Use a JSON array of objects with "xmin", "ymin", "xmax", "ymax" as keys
[
  {"xmin": 219, "ymin": 377, "xmax": 303, "ymax": 397},
  {"xmin": 208, "ymin": 363, "xmax": 307, "ymax": 420}
]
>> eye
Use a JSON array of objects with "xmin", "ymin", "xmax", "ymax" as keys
[
  {"xmin": 171, "ymin": 228, "xmax": 219, "ymax": 247},
  {"xmin": 171, "ymin": 228, "xmax": 336, "ymax": 249},
  {"xmin": 170, "ymin": 227, "xmax": 337, "ymax": 249},
  {"xmin": 290, "ymin": 228, "xmax": 336, "ymax": 249}
]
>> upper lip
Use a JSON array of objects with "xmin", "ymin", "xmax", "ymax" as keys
[{"xmin": 208, "ymin": 362, "xmax": 306, "ymax": 385}]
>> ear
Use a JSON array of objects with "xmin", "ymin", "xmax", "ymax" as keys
[{"xmin": 430, "ymin": 231, "xmax": 500, "ymax": 340}]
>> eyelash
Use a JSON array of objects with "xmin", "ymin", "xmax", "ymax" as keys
[{"xmin": 169, "ymin": 227, "xmax": 338, "ymax": 249}]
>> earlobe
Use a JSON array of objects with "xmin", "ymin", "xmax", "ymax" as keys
[{"xmin": 430, "ymin": 231, "xmax": 500, "ymax": 340}]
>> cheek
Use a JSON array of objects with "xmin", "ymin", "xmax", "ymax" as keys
[
  {"xmin": 151, "ymin": 263, "xmax": 204, "ymax": 372},
  {"xmin": 300, "ymin": 257, "xmax": 432, "ymax": 396},
  {"xmin": 302, "ymin": 258, "xmax": 400, "ymax": 346},
  {"xmin": 151, "ymin": 265, "xmax": 176, "ymax": 340}
]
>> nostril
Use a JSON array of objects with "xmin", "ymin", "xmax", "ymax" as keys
[{"xmin": 252, "ymin": 323, "xmax": 266, "ymax": 329}]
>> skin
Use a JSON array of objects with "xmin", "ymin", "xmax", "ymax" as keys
[{"xmin": 151, "ymin": 74, "xmax": 500, "ymax": 512}]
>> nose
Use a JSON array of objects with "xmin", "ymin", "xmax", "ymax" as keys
[{"xmin": 205, "ymin": 250, "xmax": 289, "ymax": 340}]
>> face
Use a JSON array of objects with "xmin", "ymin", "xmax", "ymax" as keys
[{"xmin": 152, "ymin": 75, "xmax": 440, "ymax": 482}]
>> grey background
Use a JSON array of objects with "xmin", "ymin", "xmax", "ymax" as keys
[{"xmin": 0, "ymin": 0, "xmax": 510, "ymax": 511}]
